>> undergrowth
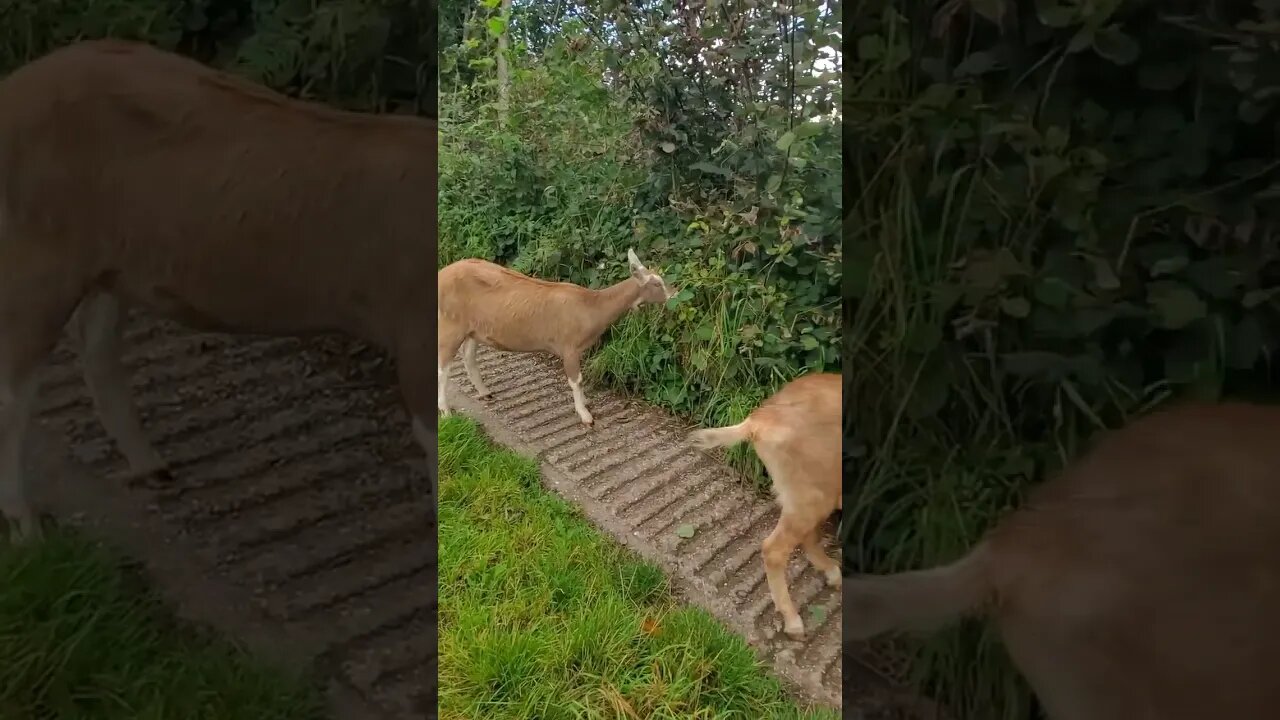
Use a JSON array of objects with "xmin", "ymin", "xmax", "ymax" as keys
[
  {"xmin": 849, "ymin": 1, "xmax": 1280, "ymax": 717},
  {"xmin": 439, "ymin": 2, "xmax": 842, "ymax": 485}
]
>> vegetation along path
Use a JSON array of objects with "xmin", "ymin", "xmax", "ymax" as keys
[
  {"xmin": 446, "ymin": 346, "xmax": 859, "ymax": 711},
  {"xmin": 28, "ymin": 313, "xmax": 436, "ymax": 720}
]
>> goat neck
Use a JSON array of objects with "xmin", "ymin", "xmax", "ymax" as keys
[{"xmin": 578, "ymin": 277, "xmax": 647, "ymax": 342}]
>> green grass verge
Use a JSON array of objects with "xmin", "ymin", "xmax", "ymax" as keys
[
  {"xmin": 0, "ymin": 532, "xmax": 325, "ymax": 720},
  {"xmin": 437, "ymin": 416, "xmax": 835, "ymax": 720}
]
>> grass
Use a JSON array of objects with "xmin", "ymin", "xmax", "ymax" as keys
[
  {"xmin": 437, "ymin": 415, "xmax": 835, "ymax": 720},
  {"xmin": 0, "ymin": 532, "xmax": 325, "ymax": 720}
]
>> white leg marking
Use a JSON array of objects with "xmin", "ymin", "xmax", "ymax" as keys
[
  {"xmin": 462, "ymin": 339, "xmax": 490, "ymax": 398},
  {"xmin": 0, "ymin": 374, "xmax": 40, "ymax": 542},
  {"xmin": 568, "ymin": 373, "xmax": 593, "ymax": 426},
  {"xmin": 825, "ymin": 565, "xmax": 841, "ymax": 587},
  {"xmin": 412, "ymin": 416, "xmax": 439, "ymax": 509},
  {"xmin": 78, "ymin": 294, "xmax": 166, "ymax": 478},
  {"xmin": 438, "ymin": 363, "xmax": 451, "ymax": 415}
]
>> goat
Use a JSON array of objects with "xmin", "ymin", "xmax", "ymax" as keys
[
  {"xmin": 437, "ymin": 250, "xmax": 674, "ymax": 425},
  {"xmin": 843, "ymin": 402, "xmax": 1280, "ymax": 720},
  {"xmin": 689, "ymin": 372, "xmax": 841, "ymax": 638},
  {"xmin": 0, "ymin": 40, "xmax": 438, "ymax": 542}
]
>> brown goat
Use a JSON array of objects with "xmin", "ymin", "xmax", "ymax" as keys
[
  {"xmin": 689, "ymin": 372, "xmax": 841, "ymax": 638},
  {"xmin": 843, "ymin": 402, "xmax": 1280, "ymax": 719},
  {"xmin": 0, "ymin": 41, "xmax": 437, "ymax": 541},
  {"xmin": 437, "ymin": 250, "xmax": 674, "ymax": 425}
]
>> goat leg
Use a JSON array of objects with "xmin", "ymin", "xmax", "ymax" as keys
[
  {"xmin": 561, "ymin": 352, "xmax": 593, "ymax": 426},
  {"xmin": 461, "ymin": 338, "xmax": 491, "ymax": 398},
  {"xmin": 763, "ymin": 515, "xmax": 805, "ymax": 637},
  {"xmin": 801, "ymin": 527, "xmax": 841, "ymax": 587},
  {"xmin": 73, "ymin": 293, "xmax": 170, "ymax": 484}
]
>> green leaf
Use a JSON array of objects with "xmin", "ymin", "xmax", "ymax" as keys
[
  {"xmin": 1000, "ymin": 296, "xmax": 1031, "ymax": 318},
  {"xmin": 694, "ymin": 324, "xmax": 716, "ymax": 341},
  {"xmin": 1186, "ymin": 257, "xmax": 1243, "ymax": 299},
  {"xmin": 1092, "ymin": 25, "xmax": 1140, "ymax": 66},
  {"xmin": 776, "ymin": 131, "xmax": 797, "ymax": 151},
  {"xmin": 675, "ymin": 524, "xmax": 696, "ymax": 539},
  {"xmin": 969, "ymin": 0, "xmax": 1007, "ymax": 24},
  {"xmin": 857, "ymin": 35, "xmax": 885, "ymax": 61},
  {"xmin": 1150, "ymin": 255, "xmax": 1189, "ymax": 277},
  {"xmin": 808, "ymin": 605, "xmax": 828, "ymax": 625},
  {"xmin": 800, "ymin": 335, "xmax": 820, "ymax": 350},
  {"xmin": 793, "ymin": 121, "xmax": 825, "ymax": 140},
  {"xmin": 1242, "ymin": 287, "xmax": 1280, "ymax": 308},
  {"xmin": 1034, "ymin": 278, "xmax": 1074, "ymax": 309},
  {"xmin": 660, "ymin": 142, "xmax": 676, "ymax": 153},
  {"xmin": 1067, "ymin": 27, "xmax": 1094, "ymax": 54},
  {"xmin": 486, "ymin": 17, "xmax": 506, "ymax": 37},
  {"xmin": 1148, "ymin": 282, "xmax": 1207, "ymax": 329},
  {"xmin": 918, "ymin": 83, "xmax": 956, "ymax": 108},
  {"xmin": 1085, "ymin": 255, "xmax": 1121, "ymax": 291},
  {"xmin": 955, "ymin": 51, "xmax": 998, "ymax": 77},
  {"xmin": 766, "ymin": 174, "xmax": 782, "ymax": 193},
  {"xmin": 1036, "ymin": 0, "xmax": 1078, "ymax": 27},
  {"xmin": 689, "ymin": 161, "xmax": 731, "ymax": 176},
  {"xmin": 1074, "ymin": 305, "xmax": 1117, "ymax": 335}
]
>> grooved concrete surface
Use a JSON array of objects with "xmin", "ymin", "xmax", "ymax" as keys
[
  {"xmin": 444, "ymin": 345, "xmax": 844, "ymax": 708},
  {"xmin": 29, "ymin": 315, "xmax": 435, "ymax": 720}
]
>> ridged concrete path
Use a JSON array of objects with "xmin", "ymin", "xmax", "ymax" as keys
[{"xmin": 445, "ymin": 346, "xmax": 842, "ymax": 707}]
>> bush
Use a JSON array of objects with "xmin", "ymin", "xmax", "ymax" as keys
[
  {"xmin": 848, "ymin": 1, "xmax": 1280, "ymax": 716},
  {"xmin": 440, "ymin": 2, "xmax": 842, "ymax": 483},
  {"xmin": 0, "ymin": 0, "xmax": 436, "ymax": 114}
]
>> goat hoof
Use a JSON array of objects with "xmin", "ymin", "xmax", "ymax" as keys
[
  {"xmin": 476, "ymin": 391, "xmax": 493, "ymax": 400},
  {"xmin": 783, "ymin": 618, "xmax": 805, "ymax": 639},
  {"xmin": 825, "ymin": 567, "xmax": 841, "ymax": 587},
  {"xmin": 148, "ymin": 467, "xmax": 175, "ymax": 486},
  {"xmin": 125, "ymin": 467, "xmax": 174, "ymax": 489}
]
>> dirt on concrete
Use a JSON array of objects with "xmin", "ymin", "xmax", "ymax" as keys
[
  {"xmin": 444, "ymin": 346, "xmax": 941, "ymax": 716},
  {"xmin": 28, "ymin": 313, "xmax": 435, "ymax": 720}
]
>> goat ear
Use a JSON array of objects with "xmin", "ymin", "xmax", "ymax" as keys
[{"xmin": 627, "ymin": 248, "xmax": 646, "ymax": 275}]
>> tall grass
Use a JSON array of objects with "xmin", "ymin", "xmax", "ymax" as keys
[{"xmin": 844, "ymin": 8, "xmax": 1036, "ymax": 718}]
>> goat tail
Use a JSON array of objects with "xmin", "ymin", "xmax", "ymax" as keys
[
  {"xmin": 688, "ymin": 420, "xmax": 752, "ymax": 450},
  {"xmin": 844, "ymin": 542, "xmax": 995, "ymax": 642}
]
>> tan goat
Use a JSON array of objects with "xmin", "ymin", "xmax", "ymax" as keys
[
  {"xmin": 437, "ymin": 250, "xmax": 674, "ymax": 425},
  {"xmin": 0, "ymin": 41, "xmax": 438, "ymax": 542},
  {"xmin": 689, "ymin": 372, "xmax": 841, "ymax": 638},
  {"xmin": 843, "ymin": 402, "xmax": 1280, "ymax": 720}
]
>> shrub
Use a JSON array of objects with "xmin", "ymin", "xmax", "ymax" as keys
[
  {"xmin": 848, "ymin": 1, "xmax": 1280, "ymax": 716},
  {"xmin": 440, "ymin": 2, "xmax": 842, "ymax": 482}
]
